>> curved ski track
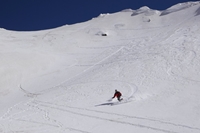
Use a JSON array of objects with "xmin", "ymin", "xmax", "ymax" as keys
[{"xmin": 1, "ymin": 13, "xmax": 200, "ymax": 133}]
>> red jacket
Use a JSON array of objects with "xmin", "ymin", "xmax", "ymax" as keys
[{"xmin": 113, "ymin": 91, "xmax": 121, "ymax": 98}]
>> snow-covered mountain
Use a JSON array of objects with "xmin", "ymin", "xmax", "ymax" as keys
[{"xmin": 1, "ymin": 1, "xmax": 200, "ymax": 133}]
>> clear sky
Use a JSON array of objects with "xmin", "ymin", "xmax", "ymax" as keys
[{"xmin": 0, "ymin": 0, "xmax": 193, "ymax": 31}]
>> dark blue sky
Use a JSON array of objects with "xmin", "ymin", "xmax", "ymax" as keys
[{"xmin": 0, "ymin": 0, "xmax": 192, "ymax": 31}]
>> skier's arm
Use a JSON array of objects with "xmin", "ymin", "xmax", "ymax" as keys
[{"xmin": 112, "ymin": 93, "xmax": 116, "ymax": 98}]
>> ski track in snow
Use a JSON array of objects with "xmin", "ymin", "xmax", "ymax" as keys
[
  {"xmin": 2, "ymin": 31, "xmax": 199, "ymax": 132},
  {"xmin": 54, "ymin": 45, "xmax": 126, "ymax": 88},
  {"xmin": 3, "ymin": 96, "xmax": 199, "ymax": 133},
  {"xmin": 1, "ymin": 3, "xmax": 200, "ymax": 133},
  {"xmin": 0, "ymin": 31, "xmax": 137, "ymax": 133},
  {"xmin": 1, "ymin": 79, "xmax": 200, "ymax": 133},
  {"xmin": 27, "ymin": 100, "xmax": 200, "ymax": 133}
]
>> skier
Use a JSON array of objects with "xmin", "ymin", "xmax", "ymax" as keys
[{"xmin": 112, "ymin": 90, "xmax": 122, "ymax": 101}]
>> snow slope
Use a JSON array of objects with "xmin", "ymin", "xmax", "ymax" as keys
[{"xmin": 1, "ymin": 1, "xmax": 200, "ymax": 133}]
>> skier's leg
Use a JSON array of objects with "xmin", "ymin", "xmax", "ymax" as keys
[
  {"xmin": 117, "ymin": 97, "xmax": 121, "ymax": 101},
  {"xmin": 118, "ymin": 96, "xmax": 123, "ymax": 101}
]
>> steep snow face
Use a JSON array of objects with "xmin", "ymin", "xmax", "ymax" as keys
[{"xmin": 1, "ymin": 2, "xmax": 200, "ymax": 133}]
